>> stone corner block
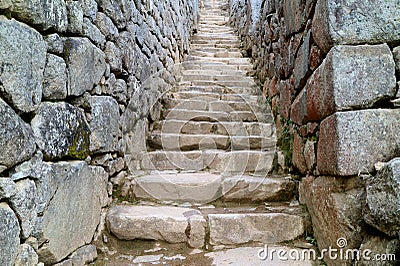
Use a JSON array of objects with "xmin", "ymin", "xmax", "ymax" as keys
[
  {"xmin": 291, "ymin": 44, "xmax": 396, "ymax": 125},
  {"xmin": 317, "ymin": 110, "xmax": 400, "ymax": 176}
]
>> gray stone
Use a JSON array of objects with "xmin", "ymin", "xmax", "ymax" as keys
[
  {"xmin": 82, "ymin": 17, "xmax": 106, "ymax": 48},
  {"xmin": 0, "ymin": 17, "xmax": 47, "ymax": 113},
  {"xmin": 6, "ymin": 0, "xmax": 68, "ymax": 32},
  {"xmin": 291, "ymin": 44, "xmax": 396, "ymax": 125},
  {"xmin": 66, "ymin": 0, "xmax": 84, "ymax": 33},
  {"xmin": 64, "ymin": 37, "xmax": 106, "ymax": 96},
  {"xmin": 104, "ymin": 41, "xmax": 122, "ymax": 73},
  {"xmin": 222, "ymin": 176, "xmax": 295, "ymax": 202},
  {"xmin": 107, "ymin": 205, "xmax": 206, "ymax": 248},
  {"xmin": 364, "ymin": 158, "xmax": 400, "ymax": 238},
  {"xmin": 97, "ymin": 0, "xmax": 126, "ymax": 29},
  {"xmin": 318, "ymin": 110, "xmax": 400, "ymax": 176},
  {"xmin": 209, "ymin": 213, "xmax": 304, "ymax": 245},
  {"xmin": 112, "ymin": 79, "xmax": 128, "ymax": 104},
  {"xmin": 96, "ymin": 12, "xmax": 119, "ymax": 41},
  {"xmin": 0, "ymin": 0, "xmax": 12, "ymax": 9},
  {"xmin": 90, "ymin": 96, "xmax": 119, "ymax": 153},
  {"xmin": 82, "ymin": 0, "xmax": 98, "ymax": 21},
  {"xmin": 313, "ymin": 0, "xmax": 400, "ymax": 53},
  {"xmin": 356, "ymin": 236, "xmax": 399, "ymax": 266},
  {"xmin": 44, "ymin": 34, "xmax": 64, "ymax": 55},
  {"xmin": 0, "ymin": 98, "xmax": 36, "ymax": 169},
  {"xmin": 31, "ymin": 102, "xmax": 90, "ymax": 160},
  {"xmin": 14, "ymin": 244, "xmax": 39, "ymax": 266},
  {"xmin": 69, "ymin": 244, "xmax": 98, "ymax": 265},
  {"xmin": 0, "ymin": 178, "xmax": 17, "ymax": 200},
  {"xmin": 38, "ymin": 162, "xmax": 108, "ymax": 264},
  {"xmin": 9, "ymin": 179, "xmax": 38, "ymax": 239},
  {"xmin": 393, "ymin": 46, "xmax": 400, "ymax": 74},
  {"xmin": 43, "ymin": 54, "xmax": 68, "ymax": 100},
  {"xmin": 0, "ymin": 202, "xmax": 20, "ymax": 266},
  {"xmin": 299, "ymin": 176, "xmax": 366, "ymax": 266}
]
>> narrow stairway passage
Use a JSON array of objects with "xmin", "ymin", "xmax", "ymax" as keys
[{"xmin": 98, "ymin": 1, "xmax": 315, "ymax": 265}]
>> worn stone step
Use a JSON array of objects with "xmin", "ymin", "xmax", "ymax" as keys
[
  {"xmin": 106, "ymin": 205, "xmax": 206, "ymax": 248},
  {"xmin": 181, "ymin": 74, "xmax": 252, "ymax": 83},
  {"xmin": 182, "ymin": 61, "xmax": 246, "ymax": 71},
  {"xmin": 147, "ymin": 133, "xmax": 275, "ymax": 151},
  {"xmin": 178, "ymin": 79, "xmax": 256, "ymax": 88},
  {"xmin": 182, "ymin": 69, "xmax": 247, "ymax": 76},
  {"xmin": 129, "ymin": 150, "xmax": 275, "ymax": 175},
  {"xmin": 191, "ymin": 47, "xmax": 241, "ymax": 53},
  {"xmin": 169, "ymin": 91, "xmax": 262, "ymax": 103},
  {"xmin": 163, "ymin": 98, "xmax": 264, "ymax": 113},
  {"xmin": 186, "ymin": 55, "xmax": 251, "ymax": 65},
  {"xmin": 124, "ymin": 173, "xmax": 295, "ymax": 203},
  {"xmin": 170, "ymin": 85, "xmax": 259, "ymax": 95},
  {"xmin": 190, "ymin": 50, "xmax": 243, "ymax": 58},
  {"xmin": 153, "ymin": 120, "xmax": 275, "ymax": 137},
  {"xmin": 190, "ymin": 42, "xmax": 241, "ymax": 49},
  {"xmin": 106, "ymin": 205, "xmax": 305, "ymax": 251},
  {"xmin": 208, "ymin": 212, "xmax": 305, "ymax": 245},
  {"xmin": 163, "ymin": 109, "xmax": 270, "ymax": 123}
]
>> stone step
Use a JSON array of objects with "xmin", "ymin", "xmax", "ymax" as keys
[
  {"xmin": 106, "ymin": 204, "xmax": 305, "ymax": 249},
  {"xmin": 190, "ymin": 42, "xmax": 241, "ymax": 49},
  {"xmin": 190, "ymin": 39, "xmax": 239, "ymax": 46},
  {"xmin": 182, "ymin": 61, "xmax": 249, "ymax": 71},
  {"xmin": 162, "ymin": 109, "xmax": 271, "ymax": 123},
  {"xmin": 182, "ymin": 69, "xmax": 248, "ymax": 76},
  {"xmin": 208, "ymin": 212, "xmax": 305, "ymax": 245},
  {"xmin": 178, "ymin": 79, "xmax": 256, "ymax": 88},
  {"xmin": 147, "ymin": 133, "xmax": 275, "ymax": 151},
  {"xmin": 163, "ymin": 98, "xmax": 265, "ymax": 113},
  {"xmin": 153, "ymin": 120, "xmax": 274, "ymax": 137},
  {"xmin": 170, "ymin": 85, "xmax": 259, "ymax": 95},
  {"xmin": 186, "ymin": 55, "xmax": 251, "ymax": 65},
  {"xmin": 181, "ymin": 74, "xmax": 253, "ymax": 83},
  {"xmin": 191, "ymin": 47, "xmax": 241, "ymax": 53},
  {"xmin": 123, "ymin": 173, "xmax": 295, "ymax": 203},
  {"xmin": 106, "ymin": 205, "xmax": 206, "ymax": 248},
  {"xmin": 190, "ymin": 50, "xmax": 243, "ymax": 58},
  {"xmin": 169, "ymin": 91, "xmax": 263, "ymax": 103},
  {"xmin": 129, "ymin": 150, "xmax": 275, "ymax": 175}
]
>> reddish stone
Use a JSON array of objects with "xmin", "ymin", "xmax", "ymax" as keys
[
  {"xmin": 275, "ymin": 115, "xmax": 284, "ymax": 140},
  {"xmin": 309, "ymin": 44, "xmax": 322, "ymax": 71},
  {"xmin": 278, "ymin": 80, "xmax": 292, "ymax": 119},
  {"xmin": 304, "ymin": 140, "xmax": 316, "ymax": 172},
  {"xmin": 271, "ymin": 96, "xmax": 279, "ymax": 117},
  {"xmin": 292, "ymin": 131, "xmax": 307, "ymax": 174},
  {"xmin": 290, "ymin": 86, "xmax": 307, "ymax": 125},
  {"xmin": 299, "ymin": 175, "xmax": 366, "ymax": 266},
  {"xmin": 268, "ymin": 76, "xmax": 278, "ymax": 98}
]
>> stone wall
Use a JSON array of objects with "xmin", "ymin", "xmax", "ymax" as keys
[
  {"xmin": 229, "ymin": 0, "xmax": 400, "ymax": 265},
  {"xmin": 0, "ymin": 0, "xmax": 198, "ymax": 265}
]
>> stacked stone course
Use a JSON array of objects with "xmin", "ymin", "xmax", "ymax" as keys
[
  {"xmin": 229, "ymin": 0, "xmax": 400, "ymax": 265},
  {"xmin": 0, "ymin": 0, "xmax": 198, "ymax": 265}
]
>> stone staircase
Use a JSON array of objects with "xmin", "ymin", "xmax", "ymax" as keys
[{"xmin": 103, "ymin": 1, "xmax": 311, "ymax": 264}]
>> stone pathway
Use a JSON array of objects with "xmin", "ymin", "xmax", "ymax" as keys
[{"xmin": 95, "ymin": 0, "xmax": 318, "ymax": 265}]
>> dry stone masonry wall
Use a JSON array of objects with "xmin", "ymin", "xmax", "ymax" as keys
[
  {"xmin": 229, "ymin": 0, "xmax": 400, "ymax": 265},
  {"xmin": 0, "ymin": 0, "xmax": 198, "ymax": 265}
]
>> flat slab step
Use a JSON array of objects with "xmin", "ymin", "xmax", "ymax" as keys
[
  {"xmin": 163, "ymin": 98, "xmax": 265, "ymax": 113},
  {"xmin": 106, "ymin": 205, "xmax": 305, "ymax": 251},
  {"xmin": 153, "ymin": 120, "xmax": 274, "ymax": 137},
  {"xmin": 128, "ymin": 150, "xmax": 275, "ymax": 175},
  {"xmin": 121, "ymin": 173, "xmax": 295, "ymax": 203},
  {"xmin": 163, "ymin": 109, "xmax": 271, "ymax": 123},
  {"xmin": 107, "ymin": 205, "xmax": 206, "ymax": 248},
  {"xmin": 147, "ymin": 133, "xmax": 276, "ymax": 151},
  {"xmin": 208, "ymin": 213, "xmax": 304, "ymax": 245}
]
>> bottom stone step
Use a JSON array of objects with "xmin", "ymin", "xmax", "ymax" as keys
[
  {"xmin": 106, "ymin": 205, "xmax": 305, "ymax": 251},
  {"xmin": 106, "ymin": 205, "xmax": 206, "ymax": 248}
]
